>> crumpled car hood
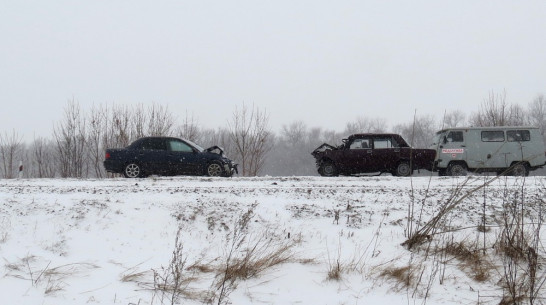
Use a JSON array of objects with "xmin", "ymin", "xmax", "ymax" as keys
[
  {"xmin": 205, "ymin": 145, "xmax": 225, "ymax": 156},
  {"xmin": 311, "ymin": 143, "xmax": 338, "ymax": 157}
]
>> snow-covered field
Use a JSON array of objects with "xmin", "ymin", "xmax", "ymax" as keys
[{"xmin": 1, "ymin": 176, "xmax": 545, "ymax": 305}]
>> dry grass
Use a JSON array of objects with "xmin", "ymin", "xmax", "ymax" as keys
[
  {"xmin": 218, "ymin": 237, "xmax": 295, "ymax": 284},
  {"xmin": 498, "ymin": 295, "xmax": 525, "ymax": 305},
  {"xmin": 324, "ymin": 244, "xmax": 369, "ymax": 281},
  {"xmin": 495, "ymin": 230, "xmax": 530, "ymax": 261},
  {"xmin": 0, "ymin": 232, "xmax": 8, "ymax": 243},
  {"xmin": 327, "ymin": 258, "xmax": 342, "ymax": 281},
  {"xmin": 121, "ymin": 270, "xmax": 150, "ymax": 283},
  {"xmin": 186, "ymin": 262, "xmax": 216, "ymax": 274},
  {"xmin": 441, "ymin": 241, "xmax": 491, "ymax": 282},
  {"xmin": 4, "ymin": 255, "xmax": 99, "ymax": 295},
  {"xmin": 380, "ymin": 265, "xmax": 414, "ymax": 288}
]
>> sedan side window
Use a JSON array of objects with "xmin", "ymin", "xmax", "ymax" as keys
[
  {"xmin": 140, "ymin": 139, "xmax": 167, "ymax": 150},
  {"xmin": 373, "ymin": 138, "xmax": 395, "ymax": 149},
  {"xmin": 350, "ymin": 138, "xmax": 371, "ymax": 149},
  {"xmin": 169, "ymin": 140, "xmax": 194, "ymax": 152}
]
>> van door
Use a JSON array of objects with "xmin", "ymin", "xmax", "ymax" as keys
[
  {"xmin": 439, "ymin": 130, "xmax": 467, "ymax": 167},
  {"xmin": 506, "ymin": 129, "xmax": 531, "ymax": 164},
  {"xmin": 479, "ymin": 130, "xmax": 508, "ymax": 169}
]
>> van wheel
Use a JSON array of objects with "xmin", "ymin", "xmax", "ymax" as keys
[
  {"xmin": 509, "ymin": 163, "xmax": 529, "ymax": 177},
  {"xmin": 394, "ymin": 162, "xmax": 412, "ymax": 177},
  {"xmin": 448, "ymin": 163, "xmax": 467, "ymax": 176}
]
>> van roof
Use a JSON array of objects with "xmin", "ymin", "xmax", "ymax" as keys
[{"xmin": 436, "ymin": 126, "xmax": 540, "ymax": 134}]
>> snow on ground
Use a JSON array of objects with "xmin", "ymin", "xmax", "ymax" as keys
[{"xmin": 0, "ymin": 176, "xmax": 545, "ymax": 305}]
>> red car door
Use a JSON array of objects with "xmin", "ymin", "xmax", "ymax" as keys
[{"xmin": 370, "ymin": 136, "xmax": 401, "ymax": 172}]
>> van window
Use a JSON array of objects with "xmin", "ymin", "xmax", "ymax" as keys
[
  {"xmin": 507, "ymin": 130, "xmax": 530, "ymax": 142},
  {"xmin": 481, "ymin": 131, "xmax": 505, "ymax": 142},
  {"xmin": 447, "ymin": 131, "xmax": 463, "ymax": 142}
]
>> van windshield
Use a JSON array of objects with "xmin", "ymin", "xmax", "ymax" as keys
[{"xmin": 431, "ymin": 132, "xmax": 446, "ymax": 147}]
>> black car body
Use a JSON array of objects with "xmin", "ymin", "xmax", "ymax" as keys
[
  {"xmin": 104, "ymin": 137, "xmax": 237, "ymax": 178},
  {"xmin": 311, "ymin": 133, "xmax": 436, "ymax": 177}
]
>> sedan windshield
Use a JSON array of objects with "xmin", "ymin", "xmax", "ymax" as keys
[{"xmin": 184, "ymin": 139, "xmax": 204, "ymax": 152}]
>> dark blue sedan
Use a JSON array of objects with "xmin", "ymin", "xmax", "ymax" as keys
[{"xmin": 104, "ymin": 137, "xmax": 237, "ymax": 178}]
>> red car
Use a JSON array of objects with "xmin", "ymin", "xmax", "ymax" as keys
[{"xmin": 311, "ymin": 133, "xmax": 436, "ymax": 177}]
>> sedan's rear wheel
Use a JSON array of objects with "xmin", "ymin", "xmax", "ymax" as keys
[
  {"xmin": 394, "ymin": 162, "xmax": 412, "ymax": 177},
  {"xmin": 124, "ymin": 163, "xmax": 141, "ymax": 178},
  {"xmin": 207, "ymin": 162, "xmax": 224, "ymax": 177}
]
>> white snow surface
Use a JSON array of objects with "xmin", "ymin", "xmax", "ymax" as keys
[{"xmin": 1, "ymin": 176, "xmax": 545, "ymax": 305}]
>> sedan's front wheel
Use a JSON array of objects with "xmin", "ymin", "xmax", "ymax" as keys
[
  {"xmin": 124, "ymin": 163, "xmax": 142, "ymax": 178},
  {"xmin": 206, "ymin": 162, "xmax": 224, "ymax": 177},
  {"xmin": 319, "ymin": 162, "xmax": 338, "ymax": 177}
]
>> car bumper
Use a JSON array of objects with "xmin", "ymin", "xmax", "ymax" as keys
[
  {"xmin": 224, "ymin": 162, "xmax": 238, "ymax": 176},
  {"xmin": 103, "ymin": 160, "xmax": 124, "ymax": 173}
]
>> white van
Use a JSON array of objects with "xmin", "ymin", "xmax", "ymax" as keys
[{"xmin": 432, "ymin": 126, "xmax": 546, "ymax": 176}]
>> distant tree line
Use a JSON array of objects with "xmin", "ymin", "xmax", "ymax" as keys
[{"xmin": 1, "ymin": 91, "xmax": 545, "ymax": 178}]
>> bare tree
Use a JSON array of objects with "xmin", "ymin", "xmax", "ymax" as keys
[
  {"xmin": 265, "ymin": 121, "xmax": 312, "ymax": 176},
  {"xmin": 470, "ymin": 90, "xmax": 525, "ymax": 127},
  {"xmin": 87, "ymin": 104, "xmax": 108, "ymax": 178},
  {"xmin": 394, "ymin": 114, "xmax": 438, "ymax": 148},
  {"xmin": 29, "ymin": 137, "xmax": 56, "ymax": 178},
  {"xmin": 109, "ymin": 104, "xmax": 132, "ymax": 148},
  {"xmin": 344, "ymin": 116, "xmax": 387, "ymax": 135},
  {"xmin": 147, "ymin": 103, "xmax": 175, "ymax": 136},
  {"xmin": 527, "ymin": 94, "xmax": 546, "ymax": 141},
  {"xmin": 0, "ymin": 130, "xmax": 23, "ymax": 178},
  {"xmin": 442, "ymin": 110, "xmax": 466, "ymax": 128},
  {"xmin": 53, "ymin": 100, "xmax": 88, "ymax": 178},
  {"xmin": 175, "ymin": 111, "xmax": 201, "ymax": 142},
  {"xmin": 132, "ymin": 104, "xmax": 147, "ymax": 140},
  {"xmin": 281, "ymin": 121, "xmax": 307, "ymax": 146},
  {"xmin": 227, "ymin": 103, "xmax": 272, "ymax": 176},
  {"xmin": 508, "ymin": 104, "xmax": 525, "ymax": 126}
]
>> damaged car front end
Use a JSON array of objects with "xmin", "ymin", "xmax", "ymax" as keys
[
  {"xmin": 311, "ymin": 134, "xmax": 436, "ymax": 177},
  {"xmin": 205, "ymin": 145, "xmax": 238, "ymax": 175}
]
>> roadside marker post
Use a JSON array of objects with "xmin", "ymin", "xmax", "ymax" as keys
[{"xmin": 18, "ymin": 161, "xmax": 23, "ymax": 179}]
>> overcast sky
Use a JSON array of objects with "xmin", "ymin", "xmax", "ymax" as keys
[{"xmin": 2, "ymin": 1, "xmax": 546, "ymax": 141}]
